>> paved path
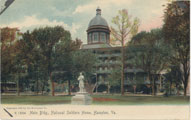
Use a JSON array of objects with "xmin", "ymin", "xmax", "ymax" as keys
[{"xmin": 0, "ymin": 104, "xmax": 190, "ymax": 120}]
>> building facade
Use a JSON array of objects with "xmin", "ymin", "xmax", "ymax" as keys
[{"xmin": 81, "ymin": 7, "xmax": 158, "ymax": 93}]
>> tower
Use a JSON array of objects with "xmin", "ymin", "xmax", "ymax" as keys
[{"xmin": 86, "ymin": 7, "xmax": 110, "ymax": 45}]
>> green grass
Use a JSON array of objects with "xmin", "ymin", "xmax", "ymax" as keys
[
  {"xmin": 1, "ymin": 95, "xmax": 189, "ymax": 105},
  {"xmin": 91, "ymin": 95, "xmax": 190, "ymax": 105},
  {"xmin": 1, "ymin": 95, "xmax": 71, "ymax": 105}
]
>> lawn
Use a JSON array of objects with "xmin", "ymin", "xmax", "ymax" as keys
[
  {"xmin": 1, "ymin": 95, "xmax": 189, "ymax": 105},
  {"xmin": 92, "ymin": 95, "xmax": 190, "ymax": 105},
  {"xmin": 1, "ymin": 95, "xmax": 71, "ymax": 105}
]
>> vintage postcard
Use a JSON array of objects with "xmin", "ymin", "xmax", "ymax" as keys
[{"xmin": 0, "ymin": 0, "xmax": 190, "ymax": 120}]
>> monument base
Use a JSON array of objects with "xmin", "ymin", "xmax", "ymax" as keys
[{"xmin": 71, "ymin": 92, "xmax": 92, "ymax": 105}]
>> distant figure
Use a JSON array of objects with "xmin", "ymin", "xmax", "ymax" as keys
[{"xmin": 78, "ymin": 72, "xmax": 85, "ymax": 93}]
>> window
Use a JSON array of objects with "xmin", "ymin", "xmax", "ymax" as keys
[
  {"xmin": 105, "ymin": 67, "xmax": 108, "ymax": 71},
  {"xmin": 99, "ymin": 67, "xmax": 102, "ymax": 71},
  {"xmin": 106, "ymin": 34, "xmax": 108, "ymax": 42},
  {"xmin": 88, "ymin": 33, "xmax": 92, "ymax": 42},
  {"xmin": 93, "ymin": 32, "xmax": 98, "ymax": 43},
  {"xmin": 100, "ymin": 32, "xmax": 106, "ymax": 42}
]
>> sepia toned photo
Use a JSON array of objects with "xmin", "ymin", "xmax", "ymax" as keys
[{"xmin": 0, "ymin": 0, "xmax": 190, "ymax": 120}]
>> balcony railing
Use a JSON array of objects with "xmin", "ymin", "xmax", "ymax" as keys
[
  {"xmin": 96, "ymin": 61, "xmax": 121, "ymax": 65},
  {"xmin": 98, "ymin": 53, "xmax": 121, "ymax": 58}
]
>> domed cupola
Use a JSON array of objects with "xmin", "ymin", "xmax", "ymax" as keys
[{"xmin": 87, "ymin": 7, "xmax": 110, "ymax": 44}]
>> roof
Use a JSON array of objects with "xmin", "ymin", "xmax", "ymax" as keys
[{"xmin": 88, "ymin": 7, "xmax": 108, "ymax": 28}]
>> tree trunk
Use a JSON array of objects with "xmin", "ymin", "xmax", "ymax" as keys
[
  {"xmin": 183, "ymin": 82, "xmax": 187, "ymax": 97},
  {"xmin": 182, "ymin": 62, "xmax": 189, "ymax": 97},
  {"xmin": 177, "ymin": 89, "xmax": 180, "ymax": 96},
  {"xmin": 159, "ymin": 75, "xmax": 162, "ymax": 90},
  {"xmin": 36, "ymin": 78, "xmax": 39, "ymax": 95},
  {"xmin": 152, "ymin": 76, "xmax": 155, "ymax": 96},
  {"xmin": 150, "ymin": 74, "xmax": 156, "ymax": 96},
  {"xmin": 92, "ymin": 83, "xmax": 97, "ymax": 93},
  {"xmin": 3, "ymin": 81, "xmax": 7, "ymax": 93},
  {"xmin": 133, "ymin": 85, "xmax": 136, "ymax": 94},
  {"xmin": 183, "ymin": 87, "xmax": 187, "ymax": 97},
  {"xmin": 50, "ymin": 72, "xmax": 55, "ymax": 96},
  {"xmin": 148, "ymin": 72, "xmax": 152, "ymax": 95},
  {"xmin": 153, "ymin": 77, "xmax": 156, "ymax": 96},
  {"xmin": 17, "ymin": 77, "xmax": 20, "ymax": 96},
  {"xmin": 121, "ymin": 46, "xmax": 125, "ymax": 95},
  {"xmin": 96, "ymin": 74, "xmax": 98, "ymax": 93},
  {"xmin": 169, "ymin": 80, "xmax": 172, "ymax": 95},
  {"xmin": 107, "ymin": 84, "xmax": 110, "ymax": 94},
  {"xmin": 176, "ymin": 84, "xmax": 180, "ymax": 96},
  {"xmin": 96, "ymin": 84, "xmax": 98, "ymax": 94},
  {"xmin": 41, "ymin": 80, "xmax": 45, "ymax": 95},
  {"xmin": 182, "ymin": 73, "xmax": 188, "ymax": 97},
  {"xmin": 41, "ymin": 89, "xmax": 44, "ymax": 95},
  {"xmin": 68, "ymin": 79, "xmax": 71, "ymax": 95}
]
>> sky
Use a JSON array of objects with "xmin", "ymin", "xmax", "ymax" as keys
[{"xmin": 0, "ymin": 0, "xmax": 168, "ymax": 44}]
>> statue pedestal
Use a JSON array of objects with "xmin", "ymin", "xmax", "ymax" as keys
[{"xmin": 71, "ymin": 92, "xmax": 92, "ymax": 105}]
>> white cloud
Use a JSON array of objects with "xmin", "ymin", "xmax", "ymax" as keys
[
  {"xmin": 0, "ymin": 0, "xmax": 168, "ymax": 44},
  {"xmin": 72, "ymin": 0, "xmax": 166, "ymax": 34},
  {"xmin": 50, "ymin": 6, "xmax": 71, "ymax": 16},
  {"xmin": 73, "ymin": 0, "xmax": 132, "ymax": 14},
  {"xmin": 71, "ymin": 23, "xmax": 81, "ymax": 35},
  {"xmin": 1, "ymin": 15, "xmax": 69, "ymax": 29},
  {"xmin": 1, "ymin": 15, "xmax": 81, "ymax": 39}
]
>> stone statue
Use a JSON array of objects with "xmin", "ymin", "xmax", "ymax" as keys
[
  {"xmin": 78, "ymin": 72, "xmax": 85, "ymax": 93},
  {"xmin": 71, "ymin": 72, "xmax": 92, "ymax": 105}
]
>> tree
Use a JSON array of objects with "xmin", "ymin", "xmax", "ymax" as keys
[
  {"xmin": 15, "ymin": 30, "xmax": 53, "ymax": 95},
  {"xmin": 163, "ymin": 1, "xmax": 190, "ymax": 96},
  {"xmin": 31, "ymin": 26, "xmax": 70, "ymax": 96},
  {"xmin": 1, "ymin": 27, "xmax": 19, "ymax": 83},
  {"xmin": 52, "ymin": 48, "xmax": 97, "ymax": 95},
  {"xmin": 53, "ymin": 38, "xmax": 82, "ymax": 95},
  {"xmin": 164, "ymin": 66, "xmax": 182, "ymax": 96},
  {"xmin": 1, "ymin": 27, "xmax": 26, "ymax": 95},
  {"xmin": 2, "ymin": 26, "xmax": 92, "ymax": 96},
  {"xmin": 129, "ymin": 29, "xmax": 171, "ymax": 95},
  {"xmin": 110, "ymin": 9, "xmax": 140, "ymax": 95},
  {"xmin": 71, "ymin": 50, "xmax": 97, "ymax": 94},
  {"xmin": 106, "ymin": 66, "xmax": 121, "ymax": 93}
]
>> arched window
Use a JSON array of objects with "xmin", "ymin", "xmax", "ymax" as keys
[
  {"xmin": 88, "ymin": 33, "xmax": 92, "ymax": 42},
  {"xmin": 100, "ymin": 32, "xmax": 106, "ymax": 42},
  {"xmin": 93, "ymin": 32, "xmax": 98, "ymax": 43},
  {"xmin": 106, "ymin": 34, "xmax": 108, "ymax": 42}
]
